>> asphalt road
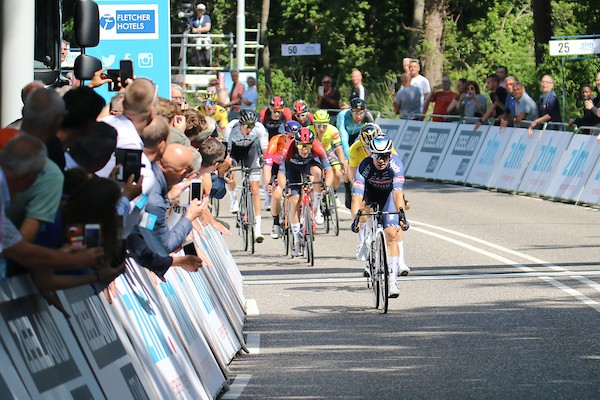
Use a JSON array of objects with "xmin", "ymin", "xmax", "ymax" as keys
[{"xmin": 217, "ymin": 180, "xmax": 600, "ymax": 399}]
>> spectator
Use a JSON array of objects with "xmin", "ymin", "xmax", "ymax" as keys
[
  {"xmin": 528, "ymin": 75, "xmax": 561, "ymax": 135},
  {"xmin": 496, "ymin": 66, "xmax": 509, "ymax": 88},
  {"xmin": 171, "ymin": 84, "xmax": 188, "ymax": 110},
  {"xmin": 402, "ymin": 57, "xmax": 411, "ymax": 74},
  {"xmin": 394, "ymin": 73, "xmax": 422, "ymax": 120},
  {"xmin": 155, "ymin": 97, "xmax": 189, "ymax": 146},
  {"xmin": 456, "ymin": 81, "xmax": 487, "ymax": 119},
  {"xmin": 109, "ymin": 93, "xmax": 125, "ymax": 116},
  {"xmin": 241, "ymin": 76, "xmax": 258, "ymax": 110},
  {"xmin": 66, "ymin": 122, "xmax": 118, "ymax": 174},
  {"xmin": 447, "ymin": 78, "xmax": 468, "ymax": 116},
  {"xmin": 473, "ymin": 74, "xmax": 508, "ymax": 130},
  {"xmin": 316, "ymin": 75, "xmax": 341, "ymax": 114},
  {"xmin": 569, "ymin": 83, "xmax": 600, "ymax": 128},
  {"xmin": 189, "ymin": 3, "xmax": 211, "ymax": 67},
  {"xmin": 226, "ymin": 69, "xmax": 245, "ymax": 120},
  {"xmin": 5, "ymin": 81, "xmax": 45, "ymax": 130},
  {"xmin": 423, "ymin": 76, "xmax": 456, "ymax": 121},
  {"xmin": 349, "ymin": 69, "xmax": 367, "ymax": 103},
  {"xmin": 499, "ymin": 76, "xmax": 518, "ymax": 130},
  {"xmin": 141, "ymin": 116, "xmax": 170, "ymax": 163},
  {"xmin": 512, "ymin": 81, "xmax": 539, "ymax": 126},
  {"xmin": 578, "ymin": 72, "xmax": 600, "ymax": 128},
  {"xmin": 409, "ymin": 59, "xmax": 431, "ymax": 113}
]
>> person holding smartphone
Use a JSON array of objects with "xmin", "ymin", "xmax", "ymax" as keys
[{"xmin": 316, "ymin": 75, "xmax": 341, "ymax": 115}]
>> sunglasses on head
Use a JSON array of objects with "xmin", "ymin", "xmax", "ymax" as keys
[
  {"xmin": 296, "ymin": 143, "xmax": 313, "ymax": 150},
  {"xmin": 372, "ymin": 152, "xmax": 391, "ymax": 160},
  {"xmin": 242, "ymin": 124, "xmax": 254, "ymax": 130},
  {"xmin": 204, "ymin": 100, "xmax": 216, "ymax": 105}
]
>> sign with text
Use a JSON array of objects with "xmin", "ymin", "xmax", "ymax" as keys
[
  {"xmin": 549, "ymin": 38, "xmax": 600, "ymax": 56},
  {"xmin": 465, "ymin": 126, "xmax": 514, "ymax": 187},
  {"xmin": 281, "ymin": 43, "xmax": 321, "ymax": 56},
  {"xmin": 577, "ymin": 153, "xmax": 600, "ymax": 206},
  {"xmin": 406, "ymin": 122, "xmax": 457, "ymax": 179},
  {"xmin": 392, "ymin": 120, "xmax": 426, "ymax": 171},
  {"xmin": 436, "ymin": 124, "xmax": 489, "ymax": 183},
  {"xmin": 376, "ymin": 118, "xmax": 407, "ymax": 144}
]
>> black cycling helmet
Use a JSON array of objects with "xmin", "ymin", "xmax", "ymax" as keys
[
  {"xmin": 284, "ymin": 120, "xmax": 302, "ymax": 135},
  {"xmin": 295, "ymin": 127, "xmax": 314, "ymax": 144},
  {"xmin": 350, "ymin": 97, "xmax": 366, "ymax": 111},
  {"xmin": 238, "ymin": 109, "xmax": 259, "ymax": 124}
]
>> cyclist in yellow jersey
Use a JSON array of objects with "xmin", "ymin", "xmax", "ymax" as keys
[
  {"xmin": 196, "ymin": 91, "xmax": 229, "ymax": 135},
  {"xmin": 347, "ymin": 122, "xmax": 398, "ymax": 184},
  {"xmin": 309, "ymin": 109, "xmax": 347, "ymax": 194}
]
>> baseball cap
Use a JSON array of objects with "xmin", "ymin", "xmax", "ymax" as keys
[{"xmin": 196, "ymin": 4, "xmax": 206, "ymax": 10}]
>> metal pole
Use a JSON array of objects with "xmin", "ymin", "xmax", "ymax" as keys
[
  {"xmin": 236, "ymin": 0, "xmax": 245, "ymax": 69},
  {"xmin": 561, "ymin": 57, "xmax": 566, "ymax": 124}
]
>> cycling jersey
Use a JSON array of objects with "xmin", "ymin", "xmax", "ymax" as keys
[
  {"xmin": 259, "ymin": 107, "xmax": 293, "ymax": 139},
  {"xmin": 264, "ymin": 133, "xmax": 293, "ymax": 167},
  {"xmin": 281, "ymin": 139, "xmax": 332, "ymax": 196},
  {"xmin": 223, "ymin": 119, "xmax": 269, "ymax": 151},
  {"xmin": 197, "ymin": 104, "xmax": 229, "ymax": 130},
  {"xmin": 348, "ymin": 140, "xmax": 398, "ymax": 168},
  {"xmin": 336, "ymin": 108, "xmax": 374, "ymax": 159},
  {"xmin": 308, "ymin": 124, "xmax": 341, "ymax": 152}
]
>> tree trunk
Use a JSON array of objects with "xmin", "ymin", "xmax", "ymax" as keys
[
  {"xmin": 409, "ymin": 0, "xmax": 426, "ymax": 54},
  {"xmin": 260, "ymin": 0, "xmax": 271, "ymax": 96},
  {"xmin": 531, "ymin": 0, "xmax": 552, "ymax": 66},
  {"xmin": 421, "ymin": 0, "xmax": 446, "ymax": 88}
]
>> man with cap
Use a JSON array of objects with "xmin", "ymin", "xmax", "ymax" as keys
[{"xmin": 189, "ymin": 3, "xmax": 211, "ymax": 67}]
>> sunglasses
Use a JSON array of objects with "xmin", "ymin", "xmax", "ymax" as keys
[
  {"xmin": 242, "ymin": 124, "xmax": 254, "ymax": 130},
  {"xmin": 315, "ymin": 123, "xmax": 328, "ymax": 129},
  {"xmin": 296, "ymin": 143, "xmax": 313, "ymax": 150},
  {"xmin": 351, "ymin": 110, "xmax": 365, "ymax": 116},
  {"xmin": 204, "ymin": 100, "xmax": 216, "ymax": 105},
  {"xmin": 372, "ymin": 152, "xmax": 391, "ymax": 161},
  {"xmin": 295, "ymin": 113, "xmax": 307, "ymax": 118},
  {"xmin": 271, "ymin": 108, "xmax": 283, "ymax": 113},
  {"xmin": 322, "ymin": 80, "xmax": 332, "ymax": 84}
]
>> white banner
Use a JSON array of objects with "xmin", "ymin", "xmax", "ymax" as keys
[
  {"xmin": 489, "ymin": 128, "xmax": 542, "ymax": 191},
  {"xmin": 518, "ymin": 130, "xmax": 574, "ymax": 195},
  {"xmin": 406, "ymin": 122, "xmax": 458, "ymax": 179},
  {"xmin": 465, "ymin": 127, "xmax": 514, "ymax": 187},
  {"xmin": 577, "ymin": 154, "xmax": 600, "ymax": 205},
  {"xmin": 0, "ymin": 337, "xmax": 31, "ymax": 399},
  {"xmin": 543, "ymin": 134, "xmax": 600, "ymax": 201},
  {"xmin": 436, "ymin": 124, "xmax": 490, "ymax": 183},
  {"xmin": 391, "ymin": 120, "xmax": 427, "ymax": 171},
  {"xmin": 376, "ymin": 118, "xmax": 407, "ymax": 144}
]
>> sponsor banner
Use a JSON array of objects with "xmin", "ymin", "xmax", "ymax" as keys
[
  {"xmin": 543, "ymin": 134, "xmax": 600, "ymax": 201},
  {"xmin": 143, "ymin": 265, "xmax": 227, "ymax": 398},
  {"xmin": 465, "ymin": 126, "xmax": 514, "ymax": 187},
  {"xmin": 0, "ymin": 339, "xmax": 31, "ymax": 399},
  {"xmin": 518, "ymin": 129, "xmax": 574, "ymax": 195},
  {"xmin": 58, "ymin": 285, "xmax": 155, "ymax": 400},
  {"xmin": 406, "ymin": 122, "xmax": 458, "ymax": 179},
  {"xmin": 488, "ymin": 128, "xmax": 542, "ymax": 191},
  {"xmin": 394, "ymin": 120, "xmax": 427, "ymax": 172},
  {"xmin": 205, "ymin": 225, "xmax": 246, "ymax": 304},
  {"xmin": 375, "ymin": 118, "xmax": 407, "ymax": 144},
  {"xmin": 0, "ymin": 276, "xmax": 105, "ymax": 399},
  {"xmin": 436, "ymin": 124, "xmax": 490, "ymax": 183},
  {"xmin": 578, "ymin": 154, "xmax": 600, "ymax": 206},
  {"xmin": 109, "ymin": 263, "xmax": 210, "ymax": 399}
]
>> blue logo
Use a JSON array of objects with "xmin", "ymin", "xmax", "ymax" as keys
[{"xmin": 100, "ymin": 14, "xmax": 115, "ymax": 30}]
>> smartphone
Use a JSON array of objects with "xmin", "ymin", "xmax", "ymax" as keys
[
  {"xmin": 318, "ymin": 86, "xmax": 324, "ymax": 96},
  {"xmin": 67, "ymin": 224, "xmax": 85, "ymax": 248},
  {"xmin": 120, "ymin": 59, "xmax": 134, "ymax": 87},
  {"xmin": 106, "ymin": 69, "xmax": 120, "ymax": 91},
  {"xmin": 190, "ymin": 179, "xmax": 202, "ymax": 202},
  {"xmin": 115, "ymin": 148, "xmax": 143, "ymax": 182},
  {"xmin": 183, "ymin": 241, "xmax": 197, "ymax": 256},
  {"xmin": 84, "ymin": 224, "xmax": 101, "ymax": 248}
]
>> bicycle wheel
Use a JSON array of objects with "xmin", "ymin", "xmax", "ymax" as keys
[
  {"xmin": 376, "ymin": 230, "xmax": 389, "ymax": 314},
  {"xmin": 281, "ymin": 199, "xmax": 290, "ymax": 256},
  {"xmin": 239, "ymin": 190, "xmax": 249, "ymax": 251},
  {"xmin": 369, "ymin": 238, "xmax": 380, "ymax": 309},
  {"xmin": 304, "ymin": 203, "xmax": 314, "ymax": 266},
  {"xmin": 246, "ymin": 189, "xmax": 255, "ymax": 254},
  {"xmin": 327, "ymin": 187, "xmax": 340, "ymax": 236}
]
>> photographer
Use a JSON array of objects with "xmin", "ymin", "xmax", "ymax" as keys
[{"xmin": 189, "ymin": 3, "xmax": 211, "ymax": 67}]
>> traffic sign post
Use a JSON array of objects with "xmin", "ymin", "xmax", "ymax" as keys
[{"xmin": 281, "ymin": 43, "xmax": 321, "ymax": 101}]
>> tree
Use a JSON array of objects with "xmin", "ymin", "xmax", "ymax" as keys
[
  {"xmin": 421, "ymin": 0, "xmax": 447, "ymax": 86},
  {"xmin": 261, "ymin": 0, "xmax": 272, "ymax": 95},
  {"xmin": 531, "ymin": 0, "xmax": 552, "ymax": 66}
]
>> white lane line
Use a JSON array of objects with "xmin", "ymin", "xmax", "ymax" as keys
[
  {"xmin": 246, "ymin": 298, "xmax": 260, "ymax": 316},
  {"xmin": 246, "ymin": 333, "xmax": 261, "ymax": 354},
  {"xmin": 220, "ymin": 374, "xmax": 252, "ymax": 399}
]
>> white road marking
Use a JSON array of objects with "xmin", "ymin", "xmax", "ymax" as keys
[
  {"xmin": 246, "ymin": 333, "xmax": 261, "ymax": 354},
  {"xmin": 220, "ymin": 374, "xmax": 252, "ymax": 399},
  {"xmin": 246, "ymin": 298, "xmax": 260, "ymax": 316}
]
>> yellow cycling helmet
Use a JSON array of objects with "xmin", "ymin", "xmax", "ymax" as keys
[
  {"xmin": 201, "ymin": 91, "xmax": 218, "ymax": 102},
  {"xmin": 313, "ymin": 109, "xmax": 330, "ymax": 123},
  {"xmin": 359, "ymin": 122, "xmax": 382, "ymax": 147}
]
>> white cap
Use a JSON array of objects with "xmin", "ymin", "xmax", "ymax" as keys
[{"xmin": 196, "ymin": 4, "xmax": 206, "ymax": 10}]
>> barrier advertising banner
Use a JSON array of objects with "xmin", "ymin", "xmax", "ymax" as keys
[
  {"xmin": 436, "ymin": 124, "xmax": 489, "ymax": 183},
  {"xmin": 59, "ymin": 285, "xmax": 155, "ymax": 399},
  {"xmin": 0, "ymin": 276, "xmax": 105, "ymax": 399},
  {"xmin": 465, "ymin": 127, "xmax": 514, "ymax": 187},
  {"xmin": 406, "ymin": 122, "xmax": 458, "ymax": 179},
  {"xmin": 518, "ymin": 130, "xmax": 573, "ymax": 195},
  {"xmin": 392, "ymin": 120, "xmax": 426, "ymax": 170},
  {"xmin": 577, "ymin": 155, "xmax": 600, "ymax": 205},
  {"xmin": 376, "ymin": 118, "xmax": 407, "ymax": 144},
  {"xmin": 489, "ymin": 128, "xmax": 542, "ymax": 191},
  {"xmin": 543, "ymin": 134, "xmax": 600, "ymax": 201},
  {"xmin": 0, "ymin": 339, "xmax": 31, "ymax": 399}
]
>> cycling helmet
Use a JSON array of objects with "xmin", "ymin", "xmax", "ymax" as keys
[
  {"xmin": 284, "ymin": 120, "xmax": 302, "ymax": 135},
  {"xmin": 238, "ymin": 109, "xmax": 259, "ymax": 124},
  {"xmin": 369, "ymin": 134, "xmax": 393, "ymax": 154},
  {"xmin": 270, "ymin": 96, "xmax": 285, "ymax": 109},
  {"xmin": 294, "ymin": 100, "xmax": 308, "ymax": 114},
  {"xmin": 201, "ymin": 91, "xmax": 218, "ymax": 102},
  {"xmin": 295, "ymin": 127, "xmax": 314, "ymax": 144},
  {"xmin": 313, "ymin": 109, "xmax": 330, "ymax": 123},
  {"xmin": 350, "ymin": 97, "xmax": 366, "ymax": 111},
  {"xmin": 359, "ymin": 123, "xmax": 382, "ymax": 146}
]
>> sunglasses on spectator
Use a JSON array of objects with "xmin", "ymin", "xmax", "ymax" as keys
[
  {"xmin": 295, "ymin": 113, "xmax": 308, "ymax": 118},
  {"xmin": 296, "ymin": 143, "xmax": 313, "ymax": 150},
  {"xmin": 372, "ymin": 152, "xmax": 391, "ymax": 161},
  {"xmin": 315, "ymin": 123, "xmax": 328, "ymax": 129},
  {"xmin": 242, "ymin": 124, "xmax": 254, "ymax": 130},
  {"xmin": 172, "ymin": 96, "xmax": 184, "ymax": 101},
  {"xmin": 205, "ymin": 100, "xmax": 216, "ymax": 105},
  {"xmin": 322, "ymin": 80, "xmax": 332, "ymax": 84}
]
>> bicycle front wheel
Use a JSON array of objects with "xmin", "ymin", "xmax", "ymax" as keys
[
  {"xmin": 369, "ymin": 239, "xmax": 379, "ymax": 309},
  {"xmin": 327, "ymin": 188, "xmax": 339, "ymax": 236},
  {"xmin": 304, "ymin": 204, "xmax": 314, "ymax": 266},
  {"xmin": 376, "ymin": 230, "xmax": 389, "ymax": 314},
  {"xmin": 239, "ymin": 190, "xmax": 249, "ymax": 251},
  {"xmin": 247, "ymin": 191, "xmax": 255, "ymax": 254}
]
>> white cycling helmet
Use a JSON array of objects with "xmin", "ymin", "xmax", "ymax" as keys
[{"xmin": 369, "ymin": 134, "xmax": 393, "ymax": 154}]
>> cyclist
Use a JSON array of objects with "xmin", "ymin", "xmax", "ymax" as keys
[
  {"xmin": 278, "ymin": 127, "xmax": 333, "ymax": 256},
  {"xmin": 259, "ymin": 96, "xmax": 293, "ymax": 140},
  {"xmin": 263, "ymin": 120, "xmax": 300, "ymax": 239},
  {"xmin": 223, "ymin": 109, "xmax": 269, "ymax": 242},
  {"xmin": 336, "ymin": 97, "xmax": 374, "ymax": 208},
  {"xmin": 309, "ymin": 109, "xmax": 347, "ymax": 202},
  {"xmin": 292, "ymin": 100, "xmax": 314, "ymax": 127},
  {"xmin": 350, "ymin": 135, "xmax": 409, "ymax": 298},
  {"xmin": 196, "ymin": 91, "xmax": 228, "ymax": 135}
]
